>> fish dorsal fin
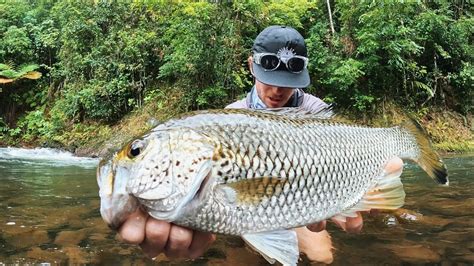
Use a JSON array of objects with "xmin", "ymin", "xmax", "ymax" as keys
[
  {"xmin": 255, "ymin": 105, "xmax": 334, "ymax": 119},
  {"xmin": 218, "ymin": 177, "xmax": 288, "ymax": 205},
  {"xmin": 242, "ymin": 230, "xmax": 299, "ymax": 266},
  {"xmin": 333, "ymin": 160, "xmax": 405, "ymax": 222}
]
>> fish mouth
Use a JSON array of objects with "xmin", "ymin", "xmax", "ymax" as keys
[
  {"xmin": 101, "ymin": 193, "xmax": 139, "ymax": 230},
  {"xmin": 97, "ymin": 160, "xmax": 139, "ymax": 230}
]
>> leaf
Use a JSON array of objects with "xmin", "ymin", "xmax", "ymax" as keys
[
  {"xmin": 414, "ymin": 81, "xmax": 434, "ymax": 97},
  {"xmin": 0, "ymin": 64, "xmax": 12, "ymax": 71},
  {"xmin": 19, "ymin": 64, "xmax": 40, "ymax": 73},
  {"xmin": 0, "ymin": 78, "xmax": 15, "ymax": 84},
  {"xmin": 0, "ymin": 69, "xmax": 20, "ymax": 79},
  {"xmin": 23, "ymin": 71, "xmax": 42, "ymax": 80}
]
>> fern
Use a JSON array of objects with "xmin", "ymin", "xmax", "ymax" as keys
[{"xmin": 0, "ymin": 63, "xmax": 41, "ymax": 83}]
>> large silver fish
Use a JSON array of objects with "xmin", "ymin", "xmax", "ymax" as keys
[{"xmin": 97, "ymin": 108, "xmax": 448, "ymax": 265}]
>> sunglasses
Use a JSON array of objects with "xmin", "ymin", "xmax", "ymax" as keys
[{"xmin": 253, "ymin": 52, "xmax": 308, "ymax": 73}]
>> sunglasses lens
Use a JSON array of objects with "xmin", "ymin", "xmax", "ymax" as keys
[
  {"xmin": 260, "ymin": 55, "xmax": 280, "ymax": 70},
  {"xmin": 287, "ymin": 57, "xmax": 305, "ymax": 72}
]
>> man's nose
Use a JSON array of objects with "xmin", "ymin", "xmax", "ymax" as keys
[{"xmin": 271, "ymin": 87, "xmax": 284, "ymax": 94}]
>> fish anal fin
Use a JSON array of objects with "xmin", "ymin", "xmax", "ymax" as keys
[
  {"xmin": 242, "ymin": 230, "xmax": 299, "ymax": 266},
  {"xmin": 338, "ymin": 164, "xmax": 405, "ymax": 219},
  {"xmin": 224, "ymin": 177, "xmax": 288, "ymax": 205}
]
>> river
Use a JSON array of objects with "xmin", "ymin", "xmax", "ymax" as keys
[{"xmin": 0, "ymin": 147, "xmax": 472, "ymax": 265}]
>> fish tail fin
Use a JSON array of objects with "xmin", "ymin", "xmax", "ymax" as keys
[{"xmin": 401, "ymin": 118, "xmax": 448, "ymax": 185}]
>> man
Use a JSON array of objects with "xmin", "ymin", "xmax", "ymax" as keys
[
  {"xmin": 118, "ymin": 25, "xmax": 404, "ymax": 263},
  {"xmin": 226, "ymin": 26, "xmax": 328, "ymax": 112}
]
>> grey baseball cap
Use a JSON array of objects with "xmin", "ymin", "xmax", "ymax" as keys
[{"xmin": 252, "ymin": 25, "xmax": 310, "ymax": 88}]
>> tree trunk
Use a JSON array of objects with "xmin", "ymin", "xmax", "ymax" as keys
[{"xmin": 326, "ymin": 0, "xmax": 335, "ymax": 35}]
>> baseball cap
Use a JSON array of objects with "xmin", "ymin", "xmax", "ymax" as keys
[{"xmin": 252, "ymin": 25, "xmax": 310, "ymax": 88}]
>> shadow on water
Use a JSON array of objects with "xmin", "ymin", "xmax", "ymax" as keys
[{"xmin": 0, "ymin": 148, "xmax": 472, "ymax": 265}]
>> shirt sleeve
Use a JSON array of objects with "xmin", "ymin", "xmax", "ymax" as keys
[
  {"xmin": 300, "ymin": 93, "xmax": 331, "ymax": 113},
  {"xmin": 225, "ymin": 98, "xmax": 248, "ymax": 109}
]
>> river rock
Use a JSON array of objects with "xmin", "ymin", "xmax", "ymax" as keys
[
  {"xmin": 383, "ymin": 243, "xmax": 441, "ymax": 263},
  {"xmin": 4, "ymin": 228, "xmax": 49, "ymax": 249},
  {"xmin": 54, "ymin": 229, "xmax": 88, "ymax": 246},
  {"xmin": 26, "ymin": 247, "xmax": 67, "ymax": 263},
  {"xmin": 453, "ymin": 254, "xmax": 474, "ymax": 263},
  {"xmin": 88, "ymin": 232, "xmax": 107, "ymax": 242},
  {"xmin": 207, "ymin": 245, "xmax": 265, "ymax": 266},
  {"xmin": 151, "ymin": 253, "xmax": 169, "ymax": 262},
  {"xmin": 63, "ymin": 246, "xmax": 90, "ymax": 264},
  {"xmin": 392, "ymin": 208, "xmax": 453, "ymax": 228},
  {"xmin": 437, "ymin": 229, "xmax": 474, "ymax": 243}
]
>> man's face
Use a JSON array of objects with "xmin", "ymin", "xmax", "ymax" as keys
[{"xmin": 255, "ymin": 80, "xmax": 295, "ymax": 108}]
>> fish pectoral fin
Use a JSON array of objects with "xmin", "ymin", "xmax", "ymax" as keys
[
  {"xmin": 215, "ymin": 185, "xmax": 238, "ymax": 204},
  {"xmin": 242, "ymin": 230, "xmax": 299, "ymax": 266},
  {"xmin": 220, "ymin": 177, "xmax": 288, "ymax": 205},
  {"xmin": 336, "ymin": 165, "xmax": 406, "ymax": 221}
]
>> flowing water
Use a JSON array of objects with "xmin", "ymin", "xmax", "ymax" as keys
[{"xmin": 0, "ymin": 147, "xmax": 472, "ymax": 265}]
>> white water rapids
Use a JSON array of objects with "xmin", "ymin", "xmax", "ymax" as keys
[{"xmin": 0, "ymin": 147, "xmax": 100, "ymax": 168}]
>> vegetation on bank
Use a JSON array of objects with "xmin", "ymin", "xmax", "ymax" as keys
[{"xmin": 0, "ymin": 1, "xmax": 472, "ymax": 154}]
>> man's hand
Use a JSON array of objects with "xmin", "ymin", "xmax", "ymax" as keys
[
  {"xmin": 118, "ymin": 209, "xmax": 215, "ymax": 259},
  {"xmin": 306, "ymin": 213, "xmax": 363, "ymax": 233}
]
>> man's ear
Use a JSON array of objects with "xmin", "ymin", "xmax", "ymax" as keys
[{"xmin": 248, "ymin": 56, "xmax": 255, "ymax": 76}]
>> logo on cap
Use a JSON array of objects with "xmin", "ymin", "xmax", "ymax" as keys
[{"xmin": 277, "ymin": 47, "xmax": 295, "ymax": 63}]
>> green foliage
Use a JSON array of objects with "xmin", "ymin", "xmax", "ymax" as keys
[
  {"xmin": 307, "ymin": 1, "xmax": 473, "ymax": 112},
  {"xmin": 0, "ymin": 117, "xmax": 8, "ymax": 135},
  {"xmin": 196, "ymin": 86, "xmax": 228, "ymax": 109},
  {"xmin": 44, "ymin": 1, "xmax": 167, "ymax": 121},
  {"xmin": 264, "ymin": 0, "xmax": 316, "ymax": 28},
  {"xmin": 0, "ymin": 1, "xmax": 471, "ymax": 149},
  {"xmin": 158, "ymin": 2, "xmax": 250, "ymax": 109},
  {"xmin": 0, "ymin": 26, "xmax": 33, "ymax": 61},
  {"xmin": 15, "ymin": 109, "xmax": 53, "ymax": 141}
]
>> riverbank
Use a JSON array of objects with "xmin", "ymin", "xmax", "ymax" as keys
[
  {"xmin": 69, "ymin": 99, "xmax": 474, "ymax": 158},
  {"xmin": 1, "ymin": 92, "xmax": 472, "ymax": 158}
]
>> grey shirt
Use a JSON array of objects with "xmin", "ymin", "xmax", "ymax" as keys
[{"xmin": 225, "ymin": 88, "xmax": 329, "ymax": 112}]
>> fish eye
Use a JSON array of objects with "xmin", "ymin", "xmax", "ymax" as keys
[{"xmin": 128, "ymin": 140, "xmax": 146, "ymax": 159}]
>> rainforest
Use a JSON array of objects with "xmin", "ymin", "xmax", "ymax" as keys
[{"xmin": 0, "ymin": 1, "xmax": 472, "ymax": 156}]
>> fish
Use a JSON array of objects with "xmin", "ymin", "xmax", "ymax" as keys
[{"xmin": 97, "ymin": 108, "xmax": 448, "ymax": 266}]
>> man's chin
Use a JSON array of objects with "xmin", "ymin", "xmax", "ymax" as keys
[{"xmin": 266, "ymin": 100, "xmax": 284, "ymax": 108}]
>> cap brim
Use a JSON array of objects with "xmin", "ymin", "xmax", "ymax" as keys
[{"xmin": 252, "ymin": 62, "xmax": 310, "ymax": 88}]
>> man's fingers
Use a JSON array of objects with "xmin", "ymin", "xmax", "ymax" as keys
[
  {"xmin": 188, "ymin": 231, "xmax": 216, "ymax": 259},
  {"xmin": 307, "ymin": 220, "xmax": 326, "ymax": 232},
  {"xmin": 331, "ymin": 212, "xmax": 363, "ymax": 233},
  {"xmin": 140, "ymin": 219, "xmax": 171, "ymax": 258},
  {"xmin": 118, "ymin": 209, "xmax": 147, "ymax": 244},
  {"xmin": 331, "ymin": 217, "xmax": 347, "ymax": 231},
  {"xmin": 344, "ymin": 213, "xmax": 363, "ymax": 233},
  {"xmin": 164, "ymin": 225, "xmax": 193, "ymax": 258}
]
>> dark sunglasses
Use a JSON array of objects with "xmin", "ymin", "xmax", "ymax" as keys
[{"xmin": 253, "ymin": 53, "xmax": 308, "ymax": 73}]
